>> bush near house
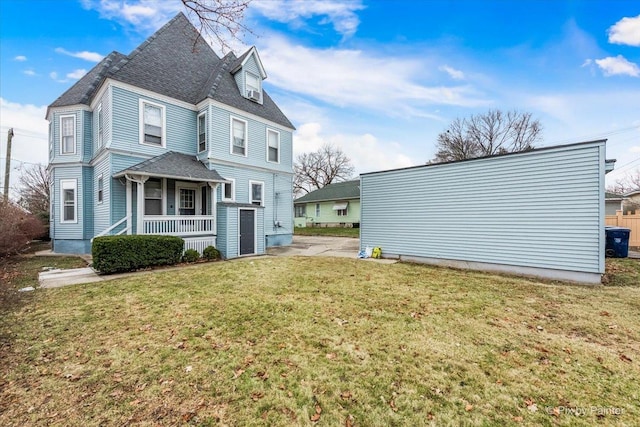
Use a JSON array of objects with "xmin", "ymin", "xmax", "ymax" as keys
[
  {"xmin": 92, "ymin": 235, "xmax": 184, "ymax": 274},
  {"xmin": 182, "ymin": 249, "xmax": 200, "ymax": 263},
  {"xmin": 203, "ymin": 245, "xmax": 221, "ymax": 260},
  {"xmin": 0, "ymin": 201, "xmax": 46, "ymax": 257}
]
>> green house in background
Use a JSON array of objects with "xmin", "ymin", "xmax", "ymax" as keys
[{"xmin": 294, "ymin": 180, "xmax": 360, "ymax": 228}]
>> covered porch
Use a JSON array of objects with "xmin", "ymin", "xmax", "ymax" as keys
[{"xmin": 100, "ymin": 152, "xmax": 227, "ymax": 254}]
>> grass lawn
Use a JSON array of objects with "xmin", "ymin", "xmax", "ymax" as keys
[
  {"xmin": 1, "ymin": 255, "xmax": 639, "ymax": 426},
  {"xmin": 294, "ymin": 226, "xmax": 359, "ymax": 238}
]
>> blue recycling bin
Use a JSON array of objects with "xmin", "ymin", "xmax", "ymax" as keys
[{"xmin": 604, "ymin": 226, "xmax": 631, "ymax": 258}]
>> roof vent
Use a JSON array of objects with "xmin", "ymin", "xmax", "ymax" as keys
[{"xmin": 247, "ymin": 89, "xmax": 261, "ymax": 102}]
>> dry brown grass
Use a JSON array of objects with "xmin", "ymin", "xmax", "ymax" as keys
[{"xmin": 1, "ymin": 256, "xmax": 639, "ymax": 426}]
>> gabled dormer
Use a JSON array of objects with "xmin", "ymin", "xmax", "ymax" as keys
[{"xmin": 230, "ymin": 46, "xmax": 267, "ymax": 105}]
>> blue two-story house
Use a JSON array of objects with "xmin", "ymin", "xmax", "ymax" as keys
[{"xmin": 47, "ymin": 12, "xmax": 295, "ymax": 258}]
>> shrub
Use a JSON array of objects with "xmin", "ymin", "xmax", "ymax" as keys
[
  {"xmin": 0, "ymin": 201, "xmax": 46, "ymax": 257},
  {"xmin": 92, "ymin": 235, "xmax": 184, "ymax": 274},
  {"xmin": 202, "ymin": 245, "xmax": 221, "ymax": 260},
  {"xmin": 182, "ymin": 249, "xmax": 200, "ymax": 263}
]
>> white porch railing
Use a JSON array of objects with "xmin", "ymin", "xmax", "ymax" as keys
[
  {"xmin": 143, "ymin": 215, "xmax": 215, "ymax": 236},
  {"xmin": 93, "ymin": 216, "xmax": 130, "ymax": 240},
  {"xmin": 184, "ymin": 236, "xmax": 217, "ymax": 254}
]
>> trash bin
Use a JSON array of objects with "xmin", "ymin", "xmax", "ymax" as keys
[{"xmin": 604, "ymin": 226, "xmax": 631, "ymax": 258}]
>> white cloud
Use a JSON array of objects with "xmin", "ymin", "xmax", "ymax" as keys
[
  {"xmin": 294, "ymin": 122, "xmax": 415, "ymax": 175},
  {"xmin": 260, "ymin": 35, "xmax": 488, "ymax": 118},
  {"xmin": 252, "ymin": 0, "xmax": 365, "ymax": 38},
  {"xmin": 55, "ymin": 47, "xmax": 104, "ymax": 62},
  {"xmin": 439, "ymin": 65, "xmax": 465, "ymax": 80},
  {"xmin": 23, "ymin": 69, "xmax": 36, "ymax": 76},
  {"xmin": 49, "ymin": 71, "xmax": 68, "ymax": 83},
  {"xmin": 630, "ymin": 146, "xmax": 640, "ymax": 153},
  {"xmin": 67, "ymin": 69, "xmax": 88, "ymax": 80},
  {"xmin": 608, "ymin": 14, "xmax": 640, "ymax": 46},
  {"xmin": 81, "ymin": 0, "xmax": 181, "ymax": 32},
  {"xmin": 14, "ymin": 55, "xmax": 27, "ymax": 61},
  {"xmin": 0, "ymin": 98, "xmax": 49, "ymax": 199},
  {"xmin": 595, "ymin": 55, "xmax": 640, "ymax": 77}
]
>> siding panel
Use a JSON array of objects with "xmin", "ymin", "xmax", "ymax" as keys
[{"xmin": 360, "ymin": 142, "xmax": 606, "ymax": 280}]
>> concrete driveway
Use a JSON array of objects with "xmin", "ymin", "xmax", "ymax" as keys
[{"xmin": 267, "ymin": 235, "xmax": 360, "ymax": 258}]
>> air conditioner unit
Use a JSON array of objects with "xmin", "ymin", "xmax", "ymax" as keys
[{"xmin": 247, "ymin": 89, "xmax": 261, "ymax": 102}]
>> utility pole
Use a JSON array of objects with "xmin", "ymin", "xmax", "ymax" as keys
[{"xmin": 3, "ymin": 128, "xmax": 14, "ymax": 202}]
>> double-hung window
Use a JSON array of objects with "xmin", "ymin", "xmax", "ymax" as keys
[
  {"xmin": 141, "ymin": 101, "xmax": 164, "ymax": 146},
  {"xmin": 315, "ymin": 204, "xmax": 320, "ymax": 217},
  {"xmin": 97, "ymin": 174, "xmax": 103, "ymax": 204},
  {"xmin": 222, "ymin": 178, "xmax": 235, "ymax": 202},
  {"xmin": 249, "ymin": 180, "xmax": 263, "ymax": 206},
  {"xmin": 60, "ymin": 115, "xmax": 75, "ymax": 154},
  {"xmin": 231, "ymin": 117, "xmax": 247, "ymax": 156},
  {"xmin": 267, "ymin": 129, "xmax": 279, "ymax": 163},
  {"xmin": 245, "ymin": 72, "xmax": 261, "ymax": 101},
  {"xmin": 198, "ymin": 113, "xmax": 207, "ymax": 153},
  {"xmin": 295, "ymin": 205, "xmax": 306, "ymax": 217},
  {"xmin": 60, "ymin": 179, "xmax": 77, "ymax": 223},
  {"xmin": 144, "ymin": 178, "xmax": 162, "ymax": 215}
]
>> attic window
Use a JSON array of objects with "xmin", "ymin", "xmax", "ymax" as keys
[{"xmin": 245, "ymin": 72, "xmax": 261, "ymax": 102}]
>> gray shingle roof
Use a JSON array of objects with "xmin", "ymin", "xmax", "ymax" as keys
[
  {"xmin": 113, "ymin": 151, "xmax": 226, "ymax": 182},
  {"xmin": 48, "ymin": 12, "xmax": 294, "ymax": 129},
  {"xmin": 49, "ymin": 51, "xmax": 126, "ymax": 110},
  {"xmin": 294, "ymin": 180, "xmax": 360, "ymax": 203}
]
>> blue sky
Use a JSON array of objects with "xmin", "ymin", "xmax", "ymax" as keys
[{"xmin": 1, "ymin": 0, "xmax": 639, "ymax": 197}]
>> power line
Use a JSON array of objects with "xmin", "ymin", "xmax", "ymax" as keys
[{"xmin": 547, "ymin": 125, "xmax": 640, "ymax": 146}]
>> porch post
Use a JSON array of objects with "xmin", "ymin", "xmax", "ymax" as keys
[
  {"xmin": 126, "ymin": 180, "xmax": 132, "ymax": 235},
  {"xmin": 209, "ymin": 182, "xmax": 218, "ymax": 236},
  {"xmin": 137, "ymin": 181, "xmax": 144, "ymax": 234}
]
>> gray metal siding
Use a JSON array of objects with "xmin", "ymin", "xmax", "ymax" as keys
[
  {"xmin": 361, "ymin": 142, "xmax": 605, "ymax": 275},
  {"xmin": 111, "ymin": 86, "xmax": 197, "ymax": 156}
]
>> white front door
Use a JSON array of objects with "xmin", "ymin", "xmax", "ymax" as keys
[{"xmin": 175, "ymin": 181, "xmax": 201, "ymax": 216}]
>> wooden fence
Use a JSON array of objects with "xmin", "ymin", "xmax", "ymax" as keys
[{"xmin": 605, "ymin": 211, "xmax": 639, "ymax": 248}]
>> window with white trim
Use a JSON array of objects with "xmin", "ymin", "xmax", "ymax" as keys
[
  {"xmin": 267, "ymin": 129, "xmax": 279, "ymax": 163},
  {"xmin": 97, "ymin": 104, "xmax": 103, "ymax": 148},
  {"xmin": 295, "ymin": 204, "xmax": 306, "ymax": 217},
  {"xmin": 222, "ymin": 178, "xmax": 235, "ymax": 202},
  {"xmin": 97, "ymin": 174, "xmax": 103, "ymax": 204},
  {"xmin": 249, "ymin": 180, "xmax": 264, "ymax": 206},
  {"xmin": 231, "ymin": 117, "xmax": 247, "ymax": 156},
  {"xmin": 198, "ymin": 113, "xmax": 207, "ymax": 153},
  {"xmin": 60, "ymin": 179, "xmax": 77, "ymax": 223},
  {"xmin": 337, "ymin": 207, "xmax": 348, "ymax": 216},
  {"xmin": 144, "ymin": 178, "xmax": 162, "ymax": 215},
  {"xmin": 245, "ymin": 71, "xmax": 261, "ymax": 101},
  {"xmin": 60, "ymin": 115, "xmax": 75, "ymax": 154},
  {"xmin": 315, "ymin": 203, "xmax": 320, "ymax": 217},
  {"xmin": 140, "ymin": 101, "xmax": 164, "ymax": 146}
]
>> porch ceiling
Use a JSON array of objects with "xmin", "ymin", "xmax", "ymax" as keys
[{"xmin": 113, "ymin": 151, "xmax": 227, "ymax": 183}]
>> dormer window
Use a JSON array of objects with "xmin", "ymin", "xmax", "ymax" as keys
[{"xmin": 245, "ymin": 72, "xmax": 261, "ymax": 102}]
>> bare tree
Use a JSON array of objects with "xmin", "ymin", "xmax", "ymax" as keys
[
  {"xmin": 181, "ymin": 0, "xmax": 253, "ymax": 52},
  {"xmin": 17, "ymin": 164, "xmax": 50, "ymax": 221},
  {"xmin": 607, "ymin": 168, "xmax": 640, "ymax": 194},
  {"xmin": 294, "ymin": 144, "xmax": 355, "ymax": 196},
  {"xmin": 433, "ymin": 109, "xmax": 542, "ymax": 163}
]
